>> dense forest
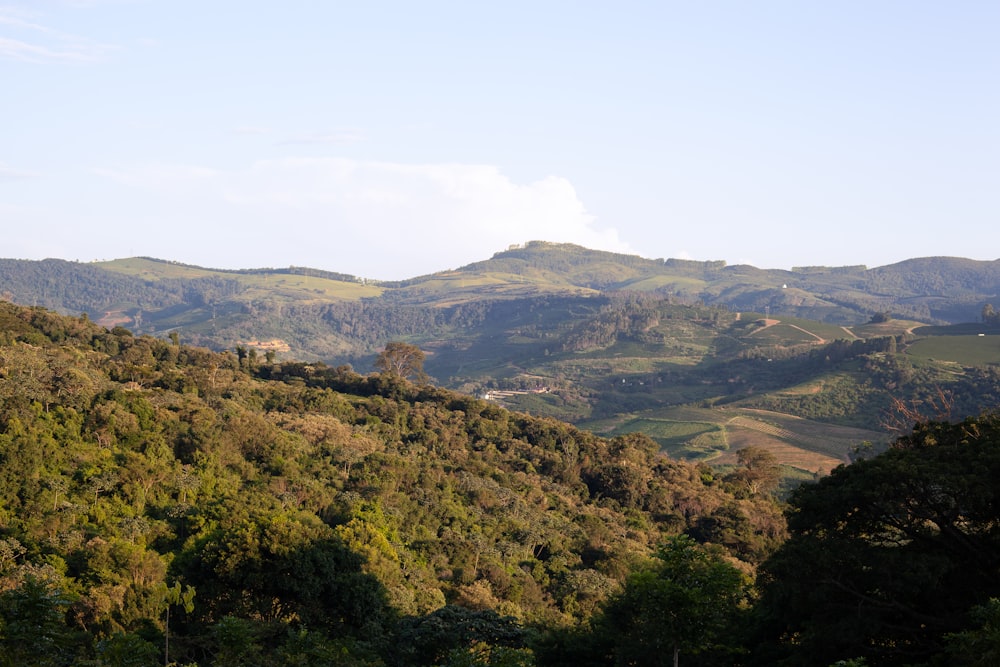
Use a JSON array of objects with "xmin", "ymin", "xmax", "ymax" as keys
[{"xmin": 2, "ymin": 301, "xmax": 1000, "ymax": 665}]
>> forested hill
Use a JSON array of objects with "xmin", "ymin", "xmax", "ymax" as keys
[
  {"xmin": 6, "ymin": 245, "xmax": 1000, "ymax": 471},
  {"xmin": 0, "ymin": 301, "xmax": 784, "ymax": 664},
  {"xmin": 6, "ymin": 301, "xmax": 1000, "ymax": 665},
  {"xmin": 3, "ymin": 244, "xmax": 1000, "ymax": 365}
]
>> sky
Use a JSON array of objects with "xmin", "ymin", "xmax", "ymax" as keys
[{"xmin": 2, "ymin": 1, "xmax": 998, "ymax": 280}]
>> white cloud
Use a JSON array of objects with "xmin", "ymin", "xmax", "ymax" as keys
[
  {"xmin": 0, "ymin": 7, "xmax": 114, "ymax": 63},
  {"xmin": 92, "ymin": 157, "xmax": 633, "ymax": 279},
  {"xmin": 0, "ymin": 161, "xmax": 38, "ymax": 181},
  {"xmin": 0, "ymin": 35, "xmax": 82, "ymax": 63}
]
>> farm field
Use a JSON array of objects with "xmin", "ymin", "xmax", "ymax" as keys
[
  {"xmin": 906, "ymin": 334, "xmax": 1000, "ymax": 366},
  {"xmin": 581, "ymin": 406, "xmax": 874, "ymax": 475}
]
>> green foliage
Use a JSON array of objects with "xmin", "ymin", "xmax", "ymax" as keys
[
  {"xmin": 393, "ymin": 605, "xmax": 531, "ymax": 666},
  {"xmin": 15, "ymin": 299, "xmax": 1000, "ymax": 666},
  {"xmin": 593, "ymin": 536, "xmax": 750, "ymax": 666},
  {"xmin": 210, "ymin": 615, "xmax": 262, "ymax": 667},
  {"xmin": 751, "ymin": 414, "xmax": 1000, "ymax": 665},
  {"xmin": 95, "ymin": 632, "xmax": 160, "ymax": 667},
  {"xmin": 724, "ymin": 446, "xmax": 781, "ymax": 497},
  {"xmin": 0, "ymin": 302, "xmax": 786, "ymax": 665},
  {"xmin": 0, "ymin": 575, "xmax": 79, "ymax": 667},
  {"xmin": 184, "ymin": 510, "xmax": 388, "ymax": 635},
  {"xmin": 943, "ymin": 598, "xmax": 1000, "ymax": 666}
]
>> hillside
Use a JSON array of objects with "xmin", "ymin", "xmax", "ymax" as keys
[
  {"xmin": 0, "ymin": 301, "xmax": 785, "ymax": 664},
  {"xmin": 4, "ymin": 299, "xmax": 1000, "ymax": 665},
  {"xmin": 3, "ymin": 244, "xmax": 1000, "ymax": 351},
  {"xmin": 4, "ymin": 244, "xmax": 1000, "ymax": 475}
]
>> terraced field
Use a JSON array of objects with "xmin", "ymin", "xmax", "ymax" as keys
[
  {"xmin": 585, "ymin": 406, "xmax": 878, "ymax": 475},
  {"xmin": 714, "ymin": 412, "xmax": 854, "ymax": 475}
]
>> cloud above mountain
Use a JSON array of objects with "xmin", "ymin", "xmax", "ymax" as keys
[{"xmin": 91, "ymin": 157, "xmax": 633, "ymax": 278}]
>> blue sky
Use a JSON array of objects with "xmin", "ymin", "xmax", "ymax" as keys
[{"xmin": 2, "ymin": 1, "xmax": 998, "ymax": 279}]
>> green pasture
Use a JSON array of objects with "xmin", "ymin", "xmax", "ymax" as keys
[
  {"xmin": 501, "ymin": 391, "xmax": 593, "ymax": 422},
  {"xmin": 790, "ymin": 318, "xmax": 861, "ymax": 341},
  {"xmin": 98, "ymin": 258, "xmax": 383, "ymax": 300},
  {"xmin": 242, "ymin": 275, "xmax": 382, "ymax": 300},
  {"xmin": 578, "ymin": 339, "xmax": 710, "ymax": 365},
  {"xmin": 617, "ymin": 274, "xmax": 708, "ymax": 292},
  {"xmin": 907, "ymin": 334, "xmax": 1000, "ymax": 366},
  {"xmin": 97, "ymin": 257, "xmax": 220, "ymax": 279},
  {"xmin": 744, "ymin": 323, "xmax": 820, "ymax": 346},
  {"xmin": 590, "ymin": 416, "xmax": 729, "ymax": 459}
]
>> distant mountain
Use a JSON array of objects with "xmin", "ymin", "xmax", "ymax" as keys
[
  {"xmin": 4, "ymin": 242, "xmax": 1000, "ymax": 473},
  {"xmin": 3, "ymin": 242, "xmax": 999, "ymax": 330},
  {"xmin": 456, "ymin": 243, "xmax": 1000, "ymax": 324}
]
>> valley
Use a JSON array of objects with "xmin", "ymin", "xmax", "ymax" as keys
[{"xmin": 3, "ymin": 243, "xmax": 1000, "ymax": 478}]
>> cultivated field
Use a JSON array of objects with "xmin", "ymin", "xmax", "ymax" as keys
[{"xmin": 584, "ymin": 406, "xmax": 876, "ymax": 475}]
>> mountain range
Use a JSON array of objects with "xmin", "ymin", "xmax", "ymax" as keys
[
  {"xmin": 3, "ymin": 241, "xmax": 1000, "ymax": 476},
  {"xmin": 3, "ymin": 241, "xmax": 999, "ymax": 355}
]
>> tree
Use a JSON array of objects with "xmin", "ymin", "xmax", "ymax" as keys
[
  {"xmin": 724, "ymin": 446, "xmax": 780, "ymax": 497},
  {"xmin": 984, "ymin": 303, "xmax": 1000, "ymax": 326},
  {"xmin": 156, "ymin": 581, "xmax": 195, "ymax": 666},
  {"xmin": 751, "ymin": 414, "xmax": 1000, "ymax": 665},
  {"xmin": 181, "ymin": 511, "xmax": 389, "ymax": 637},
  {"xmin": 393, "ymin": 605, "xmax": 530, "ymax": 667},
  {"xmin": 95, "ymin": 632, "xmax": 160, "ymax": 667},
  {"xmin": 596, "ymin": 535, "xmax": 749, "ymax": 667},
  {"xmin": 374, "ymin": 341, "xmax": 427, "ymax": 382},
  {"xmin": 0, "ymin": 575, "xmax": 78, "ymax": 667},
  {"xmin": 943, "ymin": 598, "xmax": 1000, "ymax": 666}
]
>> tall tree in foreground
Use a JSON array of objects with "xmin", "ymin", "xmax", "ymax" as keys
[
  {"xmin": 595, "ymin": 536, "xmax": 749, "ymax": 667},
  {"xmin": 750, "ymin": 414, "xmax": 1000, "ymax": 666}
]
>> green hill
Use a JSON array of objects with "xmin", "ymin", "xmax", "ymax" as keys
[
  {"xmin": 5, "ymin": 244, "xmax": 1000, "ymax": 347},
  {"xmin": 0, "ymin": 300, "xmax": 785, "ymax": 665},
  {"xmin": 4, "ymin": 244, "xmax": 1000, "ymax": 474}
]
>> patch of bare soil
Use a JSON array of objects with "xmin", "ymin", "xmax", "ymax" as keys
[{"xmin": 96, "ymin": 310, "xmax": 132, "ymax": 328}]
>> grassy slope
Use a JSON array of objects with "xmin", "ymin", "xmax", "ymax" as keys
[
  {"xmin": 96, "ymin": 257, "xmax": 384, "ymax": 301},
  {"xmin": 907, "ymin": 333, "xmax": 1000, "ymax": 366}
]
